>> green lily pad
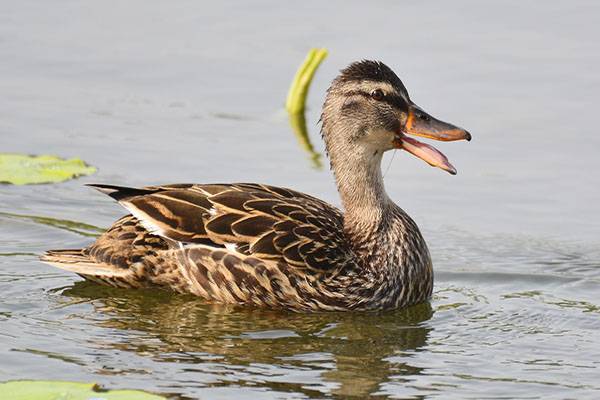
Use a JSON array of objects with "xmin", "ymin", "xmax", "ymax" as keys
[
  {"xmin": 0, "ymin": 380, "xmax": 166, "ymax": 400},
  {"xmin": 0, "ymin": 154, "xmax": 97, "ymax": 185}
]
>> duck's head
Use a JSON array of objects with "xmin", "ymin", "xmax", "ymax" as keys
[{"xmin": 321, "ymin": 60, "xmax": 471, "ymax": 175}]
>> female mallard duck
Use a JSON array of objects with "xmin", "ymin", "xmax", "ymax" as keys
[{"xmin": 42, "ymin": 60, "xmax": 470, "ymax": 311}]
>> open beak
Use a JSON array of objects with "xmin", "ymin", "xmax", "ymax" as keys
[{"xmin": 393, "ymin": 104, "xmax": 471, "ymax": 175}]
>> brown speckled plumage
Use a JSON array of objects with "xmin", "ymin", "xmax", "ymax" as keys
[{"xmin": 41, "ymin": 60, "xmax": 470, "ymax": 311}]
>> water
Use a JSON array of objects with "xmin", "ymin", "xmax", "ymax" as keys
[{"xmin": 1, "ymin": 1, "xmax": 599, "ymax": 398}]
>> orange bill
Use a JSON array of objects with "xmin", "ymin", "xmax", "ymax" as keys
[{"xmin": 394, "ymin": 104, "xmax": 471, "ymax": 174}]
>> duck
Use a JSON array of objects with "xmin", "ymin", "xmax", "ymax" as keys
[{"xmin": 41, "ymin": 60, "xmax": 471, "ymax": 312}]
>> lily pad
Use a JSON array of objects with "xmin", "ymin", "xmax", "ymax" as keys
[
  {"xmin": 0, "ymin": 380, "xmax": 166, "ymax": 400},
  {"xmin": 0, "ymin": 154, "xmax": 97, "ymax": 185}
]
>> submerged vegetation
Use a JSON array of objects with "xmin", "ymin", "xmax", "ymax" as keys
[{"xmin": 0, "ymin": 212, "xmax": 104, "ymax": 237}]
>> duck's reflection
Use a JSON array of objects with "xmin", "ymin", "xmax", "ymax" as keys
[{"xmin": 62, "ymin": 282, "xmax": 433, "ymax": 398}]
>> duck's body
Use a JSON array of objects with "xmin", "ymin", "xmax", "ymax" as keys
[
  {"xmin": 44, "ymin": 182, "xmax": 431, "ymax": 311},
  {"xmin": 42, "ymin": 60, "xmax": 470, "ymax": 311}
]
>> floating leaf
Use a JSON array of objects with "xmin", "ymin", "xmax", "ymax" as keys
[
  {"xmin": 0, "ymin": 154, "xmax": 97, "ymax": 185},
  {"xmin": 0, "ymin": 380, "xmax": 166, "ymax": 400}
]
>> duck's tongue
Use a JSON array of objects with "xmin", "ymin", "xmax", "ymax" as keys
[{"xmin": 400, "ymin": 135, "xmax": 457, "ymax": 175}]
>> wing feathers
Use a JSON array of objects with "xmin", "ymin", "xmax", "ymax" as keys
[
  {"xmin": 249, "ymin": 231, "xmax": 279, "ymax": 258},
  {"xmin": 91, "ymin": 183, "xmax": 352, "ymax": 274},
  {"xmin": 232, "ymin": 215, "xmax": 276, "ymax": 238},
  {"xmin": 210, "ymin": 191, "xmax": 251, "ymax": 212},
  {"xmin": 205, "ymin": 213, "xmax": 244, "ymax": 240}
]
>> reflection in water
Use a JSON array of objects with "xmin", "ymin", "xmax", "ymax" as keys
[
  {"xmin": 288, "ymin": 111, "xmax": 323, "ymax": 169},
  {"xmin": 62, "ymin": 282, "xmax": 433, "ymax": 398}
]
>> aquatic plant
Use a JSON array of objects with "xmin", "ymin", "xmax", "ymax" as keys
[
  {"xmin": 0, "ymin": 380, "xmax": 165, "ymax": 400},
  {"xmin": 286, "ymin": 48, "xmax": 328, "ymax": 168},
  {"xmin": 0, "ymin": 154, "xmax": 96, "ymax": 185}
]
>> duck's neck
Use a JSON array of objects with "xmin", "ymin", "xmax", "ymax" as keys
[
  {"xmin": 328, "ymin": 139, "xmax": 433, "ymax": 309},
  {"xmin": 333, "ymin": 149, "xmax": 389, "ymax": 222},
  {"xmin": 331, "ymin": 148, "xmax": 398, "ymax": 258}
]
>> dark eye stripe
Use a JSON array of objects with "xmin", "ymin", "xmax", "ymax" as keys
[
  {"xmin": 387, "ymin": 95, "xmax": 409, "ymax": 113},
  {"xmin": 344, "ymin": 90, "xmax": 408, "ymax": 113}
]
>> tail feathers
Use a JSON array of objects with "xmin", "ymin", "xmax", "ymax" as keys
[{"xmin": 41, "ymin": 249, "xmax": 136, "ymax": 287}]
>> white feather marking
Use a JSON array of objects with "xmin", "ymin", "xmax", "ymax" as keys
[
  {"xmin": 126, "ymin": 205, "xmax": 166, "ymax": 237},
  {"xmin": 224, "ymin": 243, "xmax": 237, "ymax": 251},
  {"xmin": 208, "ymin": 207, "xmax": 218, "ymax": 216}
]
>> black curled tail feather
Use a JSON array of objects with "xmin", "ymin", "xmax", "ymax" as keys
[{"xmin": 85, "ymin": 184, "xmax": 160, "ymax": 202}]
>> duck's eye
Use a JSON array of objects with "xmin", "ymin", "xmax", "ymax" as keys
[{"xmin": 370, "ymin": 89, "xmax": 385, "ymax": 101}]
